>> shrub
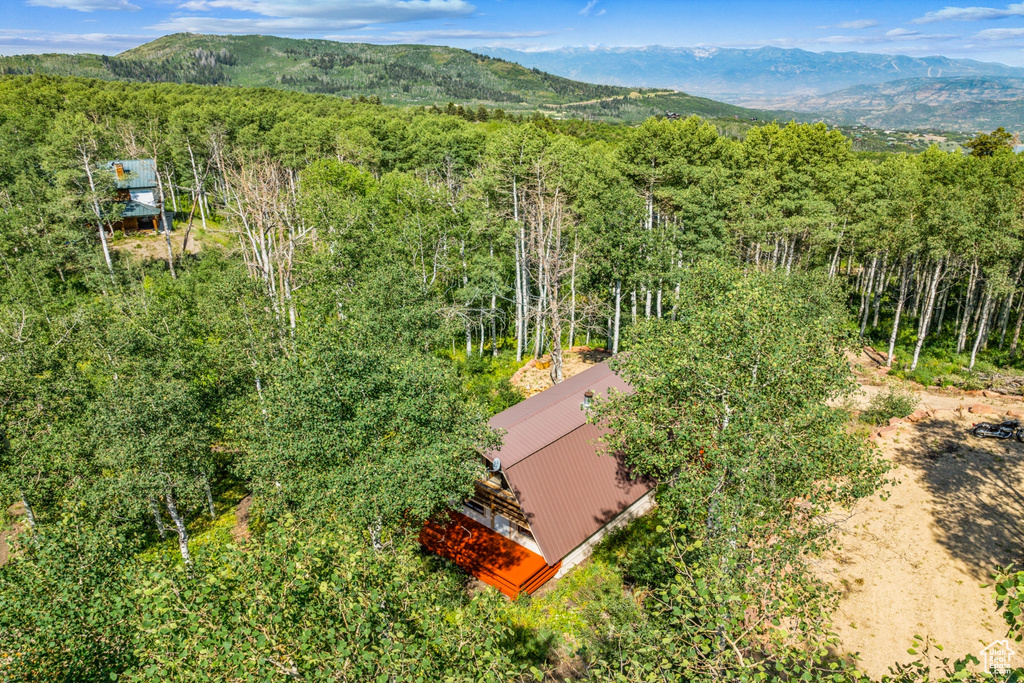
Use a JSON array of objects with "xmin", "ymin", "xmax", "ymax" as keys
[{"xmin": 861, "ymin": 383, "xmax": 919, "ymax": 426}]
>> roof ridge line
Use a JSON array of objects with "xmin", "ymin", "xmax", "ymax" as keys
[
  {"xmin": 497, "ymin": 363, "xmax": 612, "ymax": 430},
  {"xmin": 503, "ymin": 422, "xmax": 593, "ymax": 472}
]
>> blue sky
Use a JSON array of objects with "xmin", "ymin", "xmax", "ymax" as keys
[{"xmin": 4, "ymin": 0, "xmax": 1024, "ymax": 65}]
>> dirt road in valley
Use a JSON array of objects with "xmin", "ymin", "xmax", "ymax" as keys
[{"xmin": 822, "ymin": 352, "xmax": 1024, "ymax": 677}]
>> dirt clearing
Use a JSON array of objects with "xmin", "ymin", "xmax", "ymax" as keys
[
  {"xmin": 512, "ymin": 348, "xmax": 611, "ymax": 397},
  {"xmin": 822, "ymin": 351, "xmax": 1024, "ymax": 677}
]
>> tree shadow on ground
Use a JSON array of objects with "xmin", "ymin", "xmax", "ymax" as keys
[{"xmin": 889, "ymin": 414, "xmax": 1024, "ymax": 579}]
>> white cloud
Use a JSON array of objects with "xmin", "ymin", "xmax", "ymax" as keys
[
  {"xmin": 579, "ymin": 0, "xmax": 598, "ymax": 16},
  {"xmin": 814, "ymin": 31, "xmax": 957, "ymax": 45},
  {"xmin": 911, "ymin": 3, "xmax": 1024, "ymax": 23},
  {"xmin": 151, "ymin": 0, "xmax": 474, "ymax": 33},
  {"xmin": 25, "ymin": 0, "xmax": 140, "ymax": 11},
  {"xmin": 817, "ymin": 19, "xmax": 880, "ymax": 29},
  {"xmin": 324, "ymin": 28, "xmax": 553, "ymax": 42},
  {"xmin": 974, "ymin": 26, "xmax": 1024, "ymax": 37},
  {"xmin": 0, "ymin": 29, "xmax": 146, "ymax": 54}
]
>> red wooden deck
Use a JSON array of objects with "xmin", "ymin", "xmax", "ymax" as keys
[{"xmin": 420, "ymin": 511, "xmax": 560, "ymax": 598}]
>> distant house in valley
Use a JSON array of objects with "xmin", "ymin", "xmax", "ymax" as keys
[
  {"xmin": 102, "ymin": 159, "xmax": 169, "ymax": 233},
  {"xmin": 420, "ymin": 361, "xmax": 655, "ymax": 597}
]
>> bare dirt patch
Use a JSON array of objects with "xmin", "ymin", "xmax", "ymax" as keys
[
  {"xmin": 109, "ymin": 230, "xmax": 202, "ymax": 262},
  {"xmin": 1, "ymin": 502, "xmax": 27, "ymax": 568},
  {"xmin": 232, "ymin": 494, "xmax": 253, "ymax": 544},
  {"xmin": 512, "ymin": 349, "xmax": 612, "ymax": 398},
  {"xmin": 821, "ymin": 349, "xmax": 1024, "ymax": 677}
]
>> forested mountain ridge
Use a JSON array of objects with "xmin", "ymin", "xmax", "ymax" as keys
[
  {"xmin": 736, "ymin": 76, "xmax": 1024, "ymax": 131},
  {"xmin": 0, "ymin": 33, "xmax": 801, "ymax": 124},
  {"xmin": 477, "ymin": 45, "xmax": 1024, "ymax": 97}
]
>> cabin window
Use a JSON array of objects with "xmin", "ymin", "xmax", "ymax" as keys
[
  {"xmin": 465, "ymin": 499, "xmax": 485, "ymax": 515},
  {"xmin": 516, "ymin": 523, "xmax": 533, "ymax": 539}
]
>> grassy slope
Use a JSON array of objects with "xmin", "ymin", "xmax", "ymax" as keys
[{"xmin": 0, "ymin": 33, "xmax": 806, "ymax": 124}]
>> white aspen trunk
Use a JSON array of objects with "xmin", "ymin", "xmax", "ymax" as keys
[
  {"xmin": 203, "ymin": 477, "xmax": 216, "ymax": 520},
  {"xmin": 656, "ymin": 284, "xmax": 663, "ymax": 318},
  {"xmin": 828, "ymin": 228, "xmax": 844, "ymax": 279},
  {"xmin": 672, "ymin": 260, "xmax": 681, "ymax": 321},
  {"xmin": 613, "ymin": 279, "xmax": 622, "ymax": 355},
  {"xmin": 462, "ymin": 241, "xmax": 472, "ymax": 358},
  {"xmin": 82, "ymin": 150, "xmax": 114, "ymax": 274},
  {"xmin": 970, "ymin": 288, "xmax": 994, "ymax": 370},
  {"xmin": 187, "ymin": 140, "xmax": 209, "ymax": 230},
  {"xmin": 490, "ymin": 293, "xmax": 498, "ymax": 357},
  {"xmin": 1010, "ymin": 297, "xmax": 1024, "ymax": 357},
  {"xmin": 887, "ymin": 258, "xmax": 911, "ymax": 367},
  {"xmin": 983, "ymin": 297, "xmax": 1000, "ymax": 352},
  {"xmin": 149, "ymin": 497, "xmax": 167, "ymax": 539},
  {"xmin": 151, "ymin": 159, "xmax": 177, "ymax": 279},
  {"xmin": 934, "ymin": 284, "xmax": 950, "ymax": 334},
  {"xmin": 20, "ymin": 492, "xmax": 36, "ymax": 529},
  {"xmin": 568, "ymin": 244, "xmax": 577, "ymax": 349},
  {"xmin": 913, "ymin": 266, "xmax": 929, "ymax": 321},
  {"xmin": 533, "ymin": 282, "xmax": 545, "ymax": 359},
  {"xmin": 910, "ymin": 257, "xmax": 944, "ymax": 371},
  {"xmin": 999, "ymin": 293, "xmax": 1014, "ymax": 348},
  {"xmin": 998, "ymin": 260, "xmax": 1024, "ymax": 348},
  {"xmin": 785, "ymin": 237, "xmax": 796, "ymax": 274},
  {"xmin": 164, "ymin": 487, "xmax": 192, "ymax": 566},
  {"xmin": 645, "ymin": 287, "xmax": 652, "ymax": 319},
  {"xmin": 871, "ymin": 252, "xmax": 889, "ymax": 329},
  {"xmin": 858, "ymin": 255, "xmax": 878, "ymax": 334},
  {"xmin": 165, "ymin": 172, "xmax": 178, "ymax": 212},
  {"xmin": 514, "ymin": 233, "xmax": 523, "ymax": 362},
  {"xmin": 957, "ymin": 260, "xmax": 978, "ymax": 354},
  {"xmin": 630, "ymin": 289, "xmax": 637, "ymax": 326},
  {"xmin": 515, "ymin": 177, "xmax": 530, "ymax": 364},
  {"xmin": 970, "ymin": 287, "xmax": 986, "ymax": 333}
]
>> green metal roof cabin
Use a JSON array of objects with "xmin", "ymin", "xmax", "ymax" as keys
[{"xmin": 102, "ymin": 159, "xmax": 171, "ymax": 232}]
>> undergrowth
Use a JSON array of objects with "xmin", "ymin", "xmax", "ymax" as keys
[{"xmin": 860, "ymin": 383, "xmax": 920, "ymax": 425}]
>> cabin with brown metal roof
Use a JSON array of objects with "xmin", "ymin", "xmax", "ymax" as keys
[{"xmin": 420, "ymin": 361, "xmax": 655, "ymax": 597}]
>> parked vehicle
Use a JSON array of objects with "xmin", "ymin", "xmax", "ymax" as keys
[{"xmin": 970, "ymin": 419, "xmax": 1024, "ymax": 441}]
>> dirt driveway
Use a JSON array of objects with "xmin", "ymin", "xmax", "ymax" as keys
[{"xmin": 822, "ymin": 355, "xmax": 1024, "ymax": 677}]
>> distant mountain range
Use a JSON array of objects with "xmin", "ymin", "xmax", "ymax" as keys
[
  {"xmin": 0, "ymin": 33, "xmax": 801, "ymax": 125},
  {"xmin": 475, "ymin": 46, "xmax": 1024, "ymax": 98},
  {"xmin": 733, "ymin": 76, "xmax": 1024, "ymax": 130},
  {"xmin": 476, "ymin": 46, "xmax": 1024, "ymax": 130}
]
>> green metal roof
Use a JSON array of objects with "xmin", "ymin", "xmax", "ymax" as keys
[
  {"xmin": 103, "ymin": 159, "xmax": 157, "ymax": 190},
  {"xmin": 120, "ymin": 200, "xmax": 162, "ymax": 218}
]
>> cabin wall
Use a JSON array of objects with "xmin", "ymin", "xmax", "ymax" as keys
[{"xmin": 461, "ymin": 503, "xmax": 543, "ymax": 557}]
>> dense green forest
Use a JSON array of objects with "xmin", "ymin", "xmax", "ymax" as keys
[
  {"xmin": 1, "ymin": 73, "xmax": 1023, "ymax": 682},
  {"xmin": 0, "ymin": 33, "xmax": 804, "ymax": 124}
]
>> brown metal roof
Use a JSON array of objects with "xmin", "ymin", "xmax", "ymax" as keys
[
  {"xmin": 504, "ymin": 423, "xmax": 653, "ymax": 563},
  {"xmin": 487, "ymin": 361, "xmax": 652, "ymax": 564},
  {"xmin": 487, "ymin": 362, "xmax": 632, "ymax": 468}
]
